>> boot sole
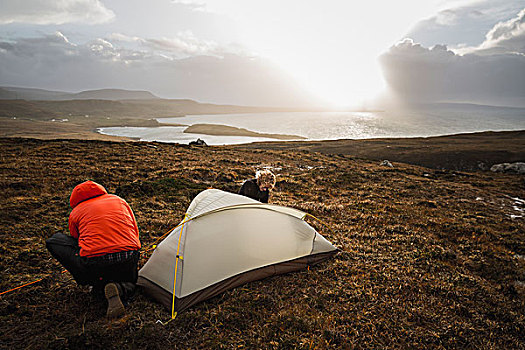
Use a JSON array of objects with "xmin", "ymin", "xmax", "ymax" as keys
[{"xmin": 105, "ymin": 283, "xmax": 125, "ymax": 319}]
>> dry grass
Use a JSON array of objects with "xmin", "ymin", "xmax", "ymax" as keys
[{"xmin": 0, "ymin": 137, "xmax": 524, "ymax": 349}]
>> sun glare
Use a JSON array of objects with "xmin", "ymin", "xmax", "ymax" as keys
[
  {"xmin": 297, "ymin": 60, "xmax": 387, "ymax": 109},
  {"xmin": 202, "ymin": 0, "xmax": 463, "ymax": 107}
]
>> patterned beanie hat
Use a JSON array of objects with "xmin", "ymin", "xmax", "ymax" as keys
[{"xmin": 256, "ymin": 169, "xmax": 276, "ymax": 189}]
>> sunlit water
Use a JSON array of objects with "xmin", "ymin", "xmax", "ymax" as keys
[{"xmin": 98, "ymin": 104, "xmax": 525, "ymax": 145}]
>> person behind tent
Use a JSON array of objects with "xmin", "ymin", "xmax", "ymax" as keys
[
  {"xmin": 238, "ymin": 169, "xmax": 276, "ymax": 203},
  {"xmin": 46, "ymin": 180, "xmax": 141, "ymax": 319}
]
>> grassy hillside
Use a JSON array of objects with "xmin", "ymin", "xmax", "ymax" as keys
[
  {"xmin": 0, "ymin": 138, "xmax": 523, "ymax": 349},
  {"xmin": 184, "ymin": 124, "xmax": 306, "ymax": 140},
  {"xmin": 0, "ymin": 99, "xmax": 305, "ymax": 140},
  {"xmin": 0, "ymin": 99, "xmax": 296, "ymax": 120},
  {"xmin": 237, "ymin": 130, "xmax": 525, "ymax": 172}
]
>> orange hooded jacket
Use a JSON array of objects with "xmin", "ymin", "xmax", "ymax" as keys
[{"xmin": 69, "ymin": 181, "xmax": 141, "ymax": 257}]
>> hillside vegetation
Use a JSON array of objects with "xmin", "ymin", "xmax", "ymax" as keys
[
  {"xmin": 0, "ymin": 99, "xmax": 305, "ymax": 141},
  {"xmin": 238, "ymin": 130, "xmax": 525, "ymax": 172},
  {"xmin": 0, "ymin": 138, "xmax": 524, "ymax": 349},
  {"xmin": 0, "ymin": 99, "xmax": 295, "ymax": 120}
]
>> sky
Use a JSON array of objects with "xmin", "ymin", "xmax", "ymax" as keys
[{"xmin": 0, "ymin": 0, "xmax": 524, "ymax": 107}]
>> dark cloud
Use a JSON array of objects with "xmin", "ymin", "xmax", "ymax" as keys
[
  {"xmin": 0, "ymin": 0, "xmax": 115, "ymax": 25},
  {"xmin": 380, "ymin": 9, "xmax": 525, "ymax": 107},
  {"xmin": 0, "ymin": 32, "xmax": 319, "ymax": 107}
]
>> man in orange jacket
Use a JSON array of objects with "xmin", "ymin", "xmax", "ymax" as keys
[{"xmin": 46, "ymin": 181, "xmax": 141, "ymax": 319}]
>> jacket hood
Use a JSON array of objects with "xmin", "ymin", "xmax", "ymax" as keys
[{"xmin": 70, "ymin": 181, "xmax": 108, "ymax": 208}]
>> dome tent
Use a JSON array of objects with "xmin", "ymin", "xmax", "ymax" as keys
[{"xmin": 137, "ymin": 189, "xmax": 337, "ymax": 316}]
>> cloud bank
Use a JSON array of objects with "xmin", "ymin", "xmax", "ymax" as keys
[
  {"xmin": 380, "ymin": 8, "xmax": 525, "ymax": 107},
  {"xmin": 0, "ymin": 0, "xmax": 115, "ymax": 25},
  {"xmin": 0, "ymin": 32, "xmax": 319, "ymax": 107},
  {"xmin": 405, "ymin": 1, "xmax": 523, "ymax": 48},
  {"xmin": 475, "ymin": 8, "xmax": 525, "ymax": 54}
]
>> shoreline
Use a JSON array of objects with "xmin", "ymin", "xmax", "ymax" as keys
[
  {"xmin": 95, "ymin": 122, "xmax": 307, "ymax": 142},
  {"xmin": 1, "ymin": 129, "xmax": 523, "ymax": 173},
  {"xmin": 1, "ymin": 114, "xmax": 524, "ymax": 173}
]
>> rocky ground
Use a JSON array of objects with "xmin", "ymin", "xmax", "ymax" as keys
[{"xmin": 0, "ymin": 137, "xmax": 524, "ymax": 349}]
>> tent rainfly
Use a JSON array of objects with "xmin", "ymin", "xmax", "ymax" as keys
[{"xmin": 137, "ymin": 189, "xmax": 337, "ymax": 315}]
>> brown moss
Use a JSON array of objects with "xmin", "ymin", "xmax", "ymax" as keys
[{"xmin": 0, "ymin": 137, "xmax": 524, "ymax": 349}]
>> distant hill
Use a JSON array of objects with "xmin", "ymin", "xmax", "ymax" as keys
[
  {"xmin": 0, "ymin": 87, "xmax": 159, "ymax": 101},
  {"xmin": 401, "ymin": 102, "xmax": 525, "ymax": 111},
  {"xmin": 69, "ymin": 89, "xmax": 159, "ymax": 100},
  {"xmin": 0, "ymin": 88, "xmax": 18, "ymax": 100},
  {"xmin": 0, "ymin": 98, "xmax": 293, "ymax": 121},
  {"xmin": 0, "ymin": 87, "xmax": 69, "ymax": 100}
]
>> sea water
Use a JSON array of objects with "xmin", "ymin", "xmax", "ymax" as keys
[{"xmin": 98, "ymin": 104, "xmax": 525, "ymax": 145}]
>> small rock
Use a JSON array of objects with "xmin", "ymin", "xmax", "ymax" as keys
[
  {"xmin": 514, "ymin": 281, "xmax": 525, "ymax": 296},
  {"xmin": 490, "ymin": 164, "xmax": 506, "ymax": 173},
  {"xmin": 490, "ymin": 162, "xmax": 525, "ymax": 174},
  {"xmin": 477, "ymin": 162, "xmax": 488, "ymax": 171},
  {"xmin": 380, "ymin": 160, "xmax": 393, "ymax": 168},
  {"xmin": 189, "ymin": 138, "xmax": 208, "ymax": 146}
]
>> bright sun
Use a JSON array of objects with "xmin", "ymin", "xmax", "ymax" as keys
[{"xmin": 202, "ymin": 0, "xmax": 458, "ymax": 107}]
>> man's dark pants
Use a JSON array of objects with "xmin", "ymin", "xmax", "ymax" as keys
[{"xmin": 46, "ymin": 233, "xmax": 139, "ymax": 301}]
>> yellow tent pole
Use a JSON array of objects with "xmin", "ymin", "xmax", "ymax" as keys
[
  {"xmin": 170, "ymin": 213, "xmax": 189, "ymax": 320},
  {"xmin": 153, "ymin": 208, "xmax": 331, "ymax": 324},
  {"xmin": 303, "ymin": 213, "xmax": 335, "ymax": 233},
  {"xmin": 155, "ymin": 213, "xmax": 190, "ymax": 325}
]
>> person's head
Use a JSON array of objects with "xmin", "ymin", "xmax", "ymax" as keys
[
  {"xmin": 70, "ymin": 180, "xmax": 107, "ymax": 208},
  {"xmin": 256, "ymin": 169, "xmax": 276, "ymax": 192}
]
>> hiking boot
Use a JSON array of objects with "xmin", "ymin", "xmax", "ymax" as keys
[{"xmin": 104, "ymin": 283, "xmax": 125, "ymax": 319}]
